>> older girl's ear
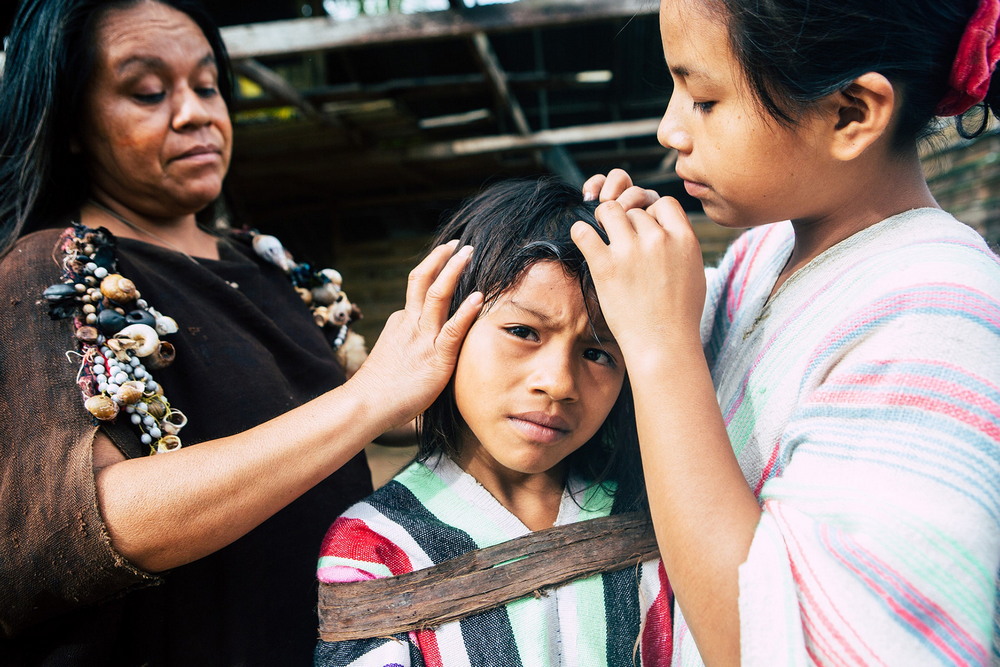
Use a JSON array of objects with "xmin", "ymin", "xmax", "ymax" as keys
[{"xmin": 828, "ymin": 72, "xmax": 896, "ymax": 161}]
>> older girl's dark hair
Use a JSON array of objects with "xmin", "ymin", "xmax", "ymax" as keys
[
  {"xmin": 710, "ymin": 0, "xmax": 994, "ymax": 145},
  {"xmin": 417, "ymin": 177, "xmax": 646, "ymax": 512},
  {"xmin": 0, "ymin": 0, "xmax": 232, "ymax": 255}
]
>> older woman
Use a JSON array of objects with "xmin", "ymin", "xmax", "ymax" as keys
[{"xmin": 0, "ymin": 0, "xmax": 482, "ymax": 663}]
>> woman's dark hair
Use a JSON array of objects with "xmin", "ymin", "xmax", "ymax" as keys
[
  {"xmin": 708, "ymin": 0, "xmax": 993, "ymax": 146},
  {"xmin": 0, "ymin": 0, "xmax": 232, "ymax": 255},
  {"xmin": 418, "ymin": 177, "xmax": 646, "ymax": 512}
]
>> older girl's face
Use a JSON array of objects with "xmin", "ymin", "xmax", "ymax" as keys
[
  {"xmin": 79, "ymin": 1, "xmax": 232, "ymax": 219},
  {"xmin": 657, "ymin": 0, "xmax": 835, "ymax": 228}
]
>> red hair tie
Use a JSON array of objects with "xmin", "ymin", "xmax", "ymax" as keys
[{"xmin": 937, "ymin": 0, "xmax": 1000, "ymax": 116}]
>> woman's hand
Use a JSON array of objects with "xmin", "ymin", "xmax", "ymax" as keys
[
  {"xmin": 582, "ymin": 168, "xmax": 661, "ymax": 211},
  {"xmin": 571, "ymin": 197, "xmax": 705, "ymax": 355},
  {"xmin": 347, "ymin": 242, "xmax": 483, "ymax": 434},
  {"xmin": 94, "ymin": 241, "xmax": 481, "ymax": 573}
]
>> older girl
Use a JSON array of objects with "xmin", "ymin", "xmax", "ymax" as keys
[{"xmin": 577, "ymin": 0, "xmax": 1000, "ymax": 663}]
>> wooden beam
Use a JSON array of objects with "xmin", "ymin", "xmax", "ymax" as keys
[
  {"xmin": 232, "ymin": 59, "xmax": 326, "ymax": 123},
  {"xmin": 407, "ymin": 117, "xmax": 660, "ymax": 160},
  {"xmin": 231, "ymin": 69, "xmax": 615, "ymax": 112},
  {"xmin": 221, "ymin": 0, "xmax": 658, "ymax": 59},
  {"xmin": 469, "ymin": 30, "xmax": 583, "ymax": 185},
  {"xmin": 471, "ymin": 31, "xmax": 530, "ymax": 135}
]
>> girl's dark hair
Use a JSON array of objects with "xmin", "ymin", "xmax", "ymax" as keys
[
  {"xmin": 710, "ymin": 0, "xmax": 993, "ymax": 145},
  {"xmin": 418, "ymin": 177, "xmax": 646, "ymax": 512},
  {"xmin": 0, "ymin": 0, "xmax": 232, "ymax": 256}
]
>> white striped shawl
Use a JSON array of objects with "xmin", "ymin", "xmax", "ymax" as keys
[
  {"xmin": 674, "ymin": 209, "xmax": 1000, "ymax": 666},
  {"xmin": 316, "ymin": 455, "xmax": 672, "ymax": 666}
]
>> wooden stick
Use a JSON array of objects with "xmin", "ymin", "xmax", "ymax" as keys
[{"xmin": 318, "ymin": 511, "xmax": 658, "ymax": 641}]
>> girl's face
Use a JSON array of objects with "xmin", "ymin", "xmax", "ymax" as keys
[
  {"xmin": 453, "ymin": 261, "xmax": 625, "ymax": 486},
  {"xmin": 657, "ymin": 0, "xmax": 836, "ymax": 228},
  {"xmin": 79, "ymin": 1, "xmax": 232, "ymax": 220}
]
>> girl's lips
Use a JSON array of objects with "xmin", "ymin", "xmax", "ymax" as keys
[{"xmin": 509, "ymin": 412, "xmax": 570, "ymax": 443}]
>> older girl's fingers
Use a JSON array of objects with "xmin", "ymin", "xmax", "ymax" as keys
[
  {"xmin": 404, "ymin": 240, "xmax": 460, "ymax": 315},
  {"xmin": 419, "ymin": 245, "xmax": 474, "ymax": 330},
  {"xmin": 571, "ymin": 219, "xmax": 607, "ymax": 263},
  {"xmin": 595, "ymin": 200, "xmax": 640, "ymax": 241},
  {"xmin": 625, "ymin": 206, "xmax": 667, "ymax": 235},
  {"xmin": 616, "ymin": 186, "xmax": 661, "ymax": 211},
  {"xmin": 647, "ymin": 196, "xmax": 696, "ymax": 235},
  {"xmin": 582, "ymin": 173, "xmax": 607, "ymax": 201},
  {"xmin": 599, "ymin": 169, "xmax": 636, "ymax": 202}
]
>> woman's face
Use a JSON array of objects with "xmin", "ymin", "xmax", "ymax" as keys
[
  {"xmin": 79, "ymin": 1, "xmax": 232, "ymax": 219},
  {"xmin": 453, "ymin": 261, "xmax": 625, "ymax": 485}
]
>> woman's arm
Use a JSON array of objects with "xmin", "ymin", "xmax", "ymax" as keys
[
  {"xmin": 93, "ymin": 243, "xmax": 483, "ymax": 573},
  {"xmin": 573, "ymin": 198, "xmax": 759, "ymax": 667}
]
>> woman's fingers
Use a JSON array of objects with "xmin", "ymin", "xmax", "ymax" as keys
[
  {"xmin": 435, "ymin": 290, "xmax": 484, "ymax": 359},
  {"xmin": 404, "ymin": 240, "xmax": 459, "ymax": 317},
  {"xmin": 418, "ymin": 244, "xmax": 474, "ymax": 331},
  {"xmin": 348, "ymin": 244, "xmax": 481, "ymax": 429}
]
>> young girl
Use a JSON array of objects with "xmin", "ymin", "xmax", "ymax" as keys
[
  {"xmin": 314, "ymin": 179, "xmax": 672, "ymax": 666},
  {"xmin": 575, "ymin": 0, "xmax": 1000, "ymax": 664}
]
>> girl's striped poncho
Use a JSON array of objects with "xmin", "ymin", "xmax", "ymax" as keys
[
  {"xmin": 674, "ymin": 208, "xmax": 1000, "ymax": 666},
  {"xmin": 315, "ymin": 455, "xmax": 672, "ymax": 666}
]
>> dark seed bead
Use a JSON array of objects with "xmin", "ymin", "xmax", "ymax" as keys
[
  {"xmin": 125, "ymin": 309, "xmax": 156, "ymax": 328},
  {"xmin": 43, "ymin": 283, "xmax": 78, "ymax": 303},
  {"xmin": 97, "ymin": 308, "xmax": 127, "ymax": 335}
]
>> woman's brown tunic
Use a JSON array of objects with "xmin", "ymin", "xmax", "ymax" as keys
[{"xmin": 0, "ymin": 228, "xmax": 372, "ymax": 665}]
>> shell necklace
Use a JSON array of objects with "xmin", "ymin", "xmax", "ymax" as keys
[
  {"xmin": 44, "ymin": 210, "xmax": 364, "ymax": 456},
  {"xmin": 44, "ymin": 222, "xmax": 187, "ymax": 454}
]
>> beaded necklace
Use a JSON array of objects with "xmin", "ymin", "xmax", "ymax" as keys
[{"xmin": 45, "ymin": 221, "xmax": 361, "ymax": 455}]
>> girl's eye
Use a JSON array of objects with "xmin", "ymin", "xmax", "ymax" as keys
[
  {"xmin": 583, "ymin": 347, "xmax": 615, "ymax": 367},
  {"xmin": 134, "ymin": 92, "xmax": 166, "ymax": 104},
  {"xmin": 693, "ymin": 100, "xmax": 716, "ymax": 113},
  {"xmin": 196, "ymin": 86, "xmax": 218, "ymax": 99},
  {"xmin": 504, "ymin": 325, "xmax": 538, "ymax": 341}
]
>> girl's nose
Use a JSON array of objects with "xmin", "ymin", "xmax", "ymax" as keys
[
  {"xmin": 530, "ymin": 351, "xmax": 579, "ymax": 403},
  {"xmin": 657, "ymin": 95, "xmax": 692, "ymax": 154}
]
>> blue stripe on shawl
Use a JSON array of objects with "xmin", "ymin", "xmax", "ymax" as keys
[{"xmin": 822, "ymin": 526, "xmax": 988, "ymax": 664}]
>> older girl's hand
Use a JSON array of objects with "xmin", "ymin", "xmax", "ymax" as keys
[
  {"xmin": 582, "ymin": 168, "xmax": 661, "ymax": 210},
  {"xmin": 571, "ymin": 197, "xmax": 705, "ymax": 356},
  {"xmin": 347, "ymin": 242, "xmax": 483, "ymax": 433}
]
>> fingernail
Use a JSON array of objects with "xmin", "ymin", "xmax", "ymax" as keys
[
  {"xmin": 583, "ymin": 192, "xmax": 596, "ymax": 202},
  {"xmin": 459, "ymin": 245, "xmax": 474, "ymax": 255}
]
